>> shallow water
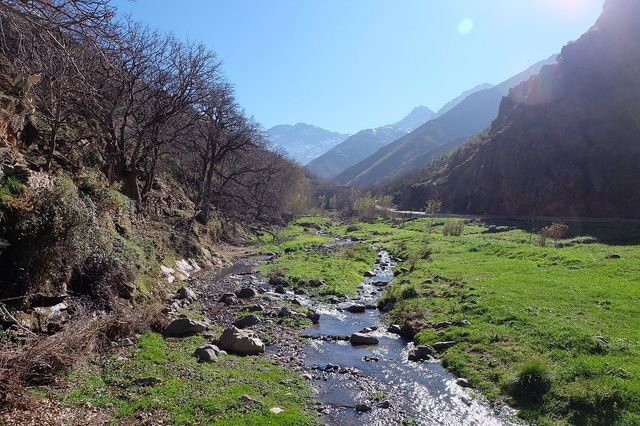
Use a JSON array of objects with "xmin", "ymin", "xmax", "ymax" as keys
[{"xmin": 298, "ymin": 250, "xmax": 518, "ymax": 426}]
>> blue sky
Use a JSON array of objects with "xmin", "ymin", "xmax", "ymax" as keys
[{"xmin": 112, "ymin": 0, "xmax": 604, "ymax": 134}]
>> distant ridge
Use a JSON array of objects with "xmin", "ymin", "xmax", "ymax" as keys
[
  {"xmin": 305, "ymin": 106, "xmax": 435, "ymax": 179},
  {"xmin": 335, "ymin": 55, "xmax": 557, "ymax": 187}
]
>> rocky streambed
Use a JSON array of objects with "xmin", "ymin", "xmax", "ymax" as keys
[{"xmin": 187, "ymin": 240, "xmax": 520, "ymax": 425}]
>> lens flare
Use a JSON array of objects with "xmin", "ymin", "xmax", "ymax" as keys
[{"xmin": 457, "ymin": 18, "xmax": 474, "ymax": 35}]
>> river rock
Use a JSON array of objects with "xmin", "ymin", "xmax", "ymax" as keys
[
  {"xmin": 274, "ymin": 285, "xmax": 286, "ymax": 294},
  {"xmin": 163, "ymin": 318, "xmax": 207, "ymax": 338},
  {"xmin": 432, "ymin": 341, "xmax": 457, "ymax": 351},
  {"xmin": 307, "ymin": 279, "xmax": 326, "ymax": 288},
  {"xmin": 433, "ymin": 321, "xmax": 452, "ymax": 329},
  {"xmin": 218, "ymin": 326, "xmax": 265, "ymax": 355},
  {"xmin": 306, "ymin": 311, "xmax": 320, "ymax": 324},
  {"xmin": 355, "ymin": 403, "xmax": 372, "ymax": 412},
  {"xmin": 346, "ymin": 304, "xmax": 366, "ymax": 313},
  {"xmin": 363, "ymin": 271, "xmax": 375, "ymax": 277},
  {"xmin": 377, "ymin": 400, "xmax": 391, "ymax": 409},
  {"xmin": 350, "ymin": 333, "xmax": 379, "ymax": 346},
  {"xmin": 236, "ymin": 287, "xmax": 257, "ymax": 299},
  {"xmin": 278, "ymin": 307, "xmax": 293, "ymax": 317},
  {"xmin": 247, "ymin": 304, "xmax": 264, "ymax": 312},
  {"xmin": 219, "ymin": 293, "xmax": 237, "ymax": 305},
  {"xmin": 408, "ymin": 345, "xmax": 435, "ymax": 361},
  {"xmin": 387, "ymin": 324, "xmax": 402, "ymax": 334},
  {"xmin": 194, "ymin": 345, "xmax": 218, "ymax": 362},
  {"xmin": 176, "ymin": 286, "xmax": 197, "ymax": 301},
  {"xmin": 269, "ymin": 275, "xmax": 288, "ymax": 286},
  {"xmin": 378, "ymin": 300, "xmax": 395, "ymax": 312},
  {"xmin": 456, "ymin": 378, "xmax": 471, "ymax": 388},
  {"xmin": 234, "ymin": 314, "xmax": 261, "ymax": 328}
]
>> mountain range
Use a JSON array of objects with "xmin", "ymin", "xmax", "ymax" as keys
[
  {"xmin": 398, "ymin": 0, "xmax": 640, "ymax": 218},
  {"xmin": 265, "ymin": 123, "xmax": 349, "ymax": 165},
  {"xmin": 304, "ymin": 106, "xmax": 435, "ymax": 179},
  {"xmin": 334, "ymin": 55, "xmax": 557, "ymax": 187}
]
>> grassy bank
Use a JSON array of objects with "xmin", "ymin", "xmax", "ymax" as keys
[
  {"xmin": 327, "ymin": 217, "xmax": 640, "ymax": 425},
  {"xmin": 59, "ymin": 332, "xmax": 319, "ymax": 425},
  {"xmin": 256, "ymin": 217, "xmax": 377, "ymax": 297}
]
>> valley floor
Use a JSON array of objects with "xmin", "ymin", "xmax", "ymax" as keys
[{"xmin": 3, "ymin": 215, "xmax": 639, "ymax": 425}]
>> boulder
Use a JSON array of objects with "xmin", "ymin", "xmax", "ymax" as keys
[
  {"xmin": 408, "ymin": 345, "xmax": 435, "ymax": 361},
  {"xmin": 194, "ymin": 345, "xmax": 218, "ymax": 362},
  {"xmin": 274, "ymin": 285, "xmax": 286, "ymax": 294},
  {"xmin": 346, "ymin": 304, "xmax": 366, "ymax": 313},
  {"xmin": 350, "ymin": 333, "xmax": 379, "ymax": 346},
  {"xmin": 176, "ymin": 286, "xmax": 197, "ymax": 301},
  {"xmin": 236, "ymin": 287, "xmax": 257, "ymax": 299},
  {"xmin": 218, "ymin": 326, "xmax": 265, "ymax": 355},
  {"xmin": 363, "ymin": 271, "xmax": 375, "ymax": 277},
  {"xmin": 234, "ymin": 314, "xmax": 261, "ymax": 328},
  {"xmin": 163, "ymin": 318, "xmax": 207, "ymax": 338}
]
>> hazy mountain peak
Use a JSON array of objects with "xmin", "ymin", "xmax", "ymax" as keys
[
  {"xmin": 266, "ymin": 124, "xmax": 350, "ymax": 165},
  {"xmin": 393, "ymin": 106, "xmax": 436, "ymax": 132}
]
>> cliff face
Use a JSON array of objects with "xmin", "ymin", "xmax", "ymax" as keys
[{"xmin": 404, "ymin": 0, "xmax": 640, "ymax": 217}]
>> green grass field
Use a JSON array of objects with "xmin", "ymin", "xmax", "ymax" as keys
[
  {"xmin": 325, "ymin": 217, "xmax": 640, "ymax": 425},
  {"xmin": 59, "ymin": 332, "xmax": 319, "ymax": 425}
]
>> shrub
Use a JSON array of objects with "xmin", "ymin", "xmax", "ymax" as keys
[
  {"xmin": 443, "ymin": 220, "xmax": 465, "ymax": 236},
  {"xmin": 401, "ymin": 286, "xmax": 419, "ymax": 299},
  {"xmin": 509, "ymin": 359, "xmax": 552, "ymax": 404},
  {"xmin": 4, "ymin": 176, "xmax": 98, "ymax": 297},
  {"xmin": 0, "ymin": 175, "xmax": 26, "ymax": 211},
  {"xmin": 346, "ymin": 224, "xmax": 360, "ymax": 233},
  {"xmin": 538, "ymin": 222, "xmax": 568, "ymax": 247},
  {"xmin": 419, "ymin": 244, "xmax": 432, "ymax": 260},
  {"xmin": 353, "ymin": 193, "xmax": 377, "ymax": 222}
]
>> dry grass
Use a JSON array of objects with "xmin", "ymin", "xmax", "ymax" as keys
[{"xmin": 0, "ymin": 304, "xmax": 166, "ymax": 411}]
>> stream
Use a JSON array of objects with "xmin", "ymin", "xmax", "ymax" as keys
[
  {"xmin": 206, "ymin": 243, "xmax": 519, "ymax": 425},
  {"xmin": 292, "ymin": 249, "xmax": 516, "ymax": 425}
]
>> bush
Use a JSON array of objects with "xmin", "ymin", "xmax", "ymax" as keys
[
  {"xmin": 353, "ymin": 193, "xmax": 377, "ymax": 222},
  {"xmin": 443, "ymin": 220, "xmax": 465, "ymax": 236},
  {"xmin": 4, "ymin": 176, "xmax": 98, "ymax": 297},
  {"xmin": 509, "ymin": 360, "xmax": 552, "ymax": 404},
  {"xmin": 401, "ymin": 286, "xmax": 419, "ymax": 299},
  {"xmin": 346, "ymin": 224, "xmax": 360, "ymax": 233},
  {"xmin": 538, "ymin": 222, "xmax": 568, "ymax": 247},
  {"xmin": 419, "ymin": 244, "xmax": 432, "ymax": 260},
  {"xmin": 0, "ymin": 175, "xmax": 26, "ymax": 211}
]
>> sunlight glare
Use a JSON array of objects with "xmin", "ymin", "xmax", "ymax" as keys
[{"xmin": 457, "ymin": 18, "xmax": 474, "ymax": 35}]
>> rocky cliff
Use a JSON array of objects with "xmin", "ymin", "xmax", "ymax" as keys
[{"xmin": 401, "ymin": 0, "xmax": 640, "ymax": 218}]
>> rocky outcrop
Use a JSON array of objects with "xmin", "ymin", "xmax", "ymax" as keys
[{"xmin": 403, "ymin": 0, "xmax": 640, "ymax": 218}]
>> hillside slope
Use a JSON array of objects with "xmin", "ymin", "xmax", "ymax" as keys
[
  {"xmin": 400, "ymin": 0, "xmax": 640, "ymax": 218},
  {"xmin": 305, "ymin": 106, "xmax": 434, "ymax": 179},
  {"xmin": 337, "ymin": 57, "xmax": 556, "ymax": 187}
]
